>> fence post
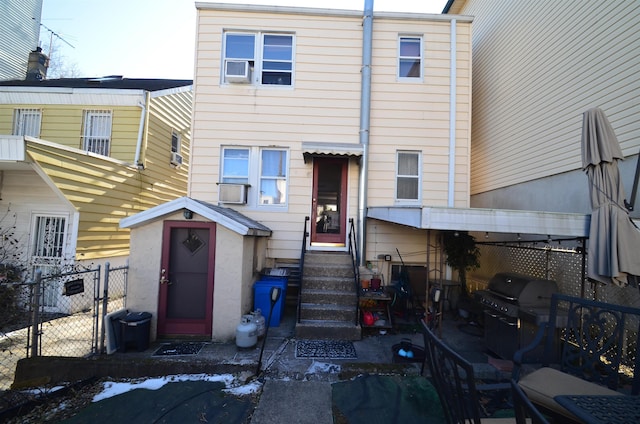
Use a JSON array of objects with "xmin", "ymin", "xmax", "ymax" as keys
[
  {"xmin": 99, "ymin": 262, "xmax": 110, "ymax": 354},
  {"xmin": 30, "ymin": 270, "xmax": 42, "ymax": 358}
]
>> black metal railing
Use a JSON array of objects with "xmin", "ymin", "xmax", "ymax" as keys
[
  {"xmin": 297, "ymin": 216, "xmax": 310, "ymax": 323},
  {"xmin": 348, "ymin": 218, "xmax": 360, "ymax": 325}
]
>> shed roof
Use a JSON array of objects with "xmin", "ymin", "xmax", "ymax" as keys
[
  {"xmin": 120, "ymin": 197, "xmax": 272, "ymax": 237},
  {"xmin": 0, "ymin": 76, "xmax": 192, "ymax": 91}
]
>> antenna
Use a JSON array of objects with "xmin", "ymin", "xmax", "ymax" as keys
[{"xmin": 36, "ymin": 18, "xmax": 75, "ymax": 54}]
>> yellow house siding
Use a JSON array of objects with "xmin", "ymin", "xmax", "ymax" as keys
[{"xmin": 463, "ymin": 0, "xmax": 640, "ymax": 194}]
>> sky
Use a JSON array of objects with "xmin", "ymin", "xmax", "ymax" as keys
[{"xmin": 40, "ymin": 0, "xmax": 450, "ymax": 80}]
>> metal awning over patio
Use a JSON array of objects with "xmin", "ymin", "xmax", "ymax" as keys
[
  {"xmin": 302, "ymin": 142, "xmax": 363, "ymax": 163},
  {"xmin": 368, "ymin": 206, "xmax": 591, "ymax": 238}
]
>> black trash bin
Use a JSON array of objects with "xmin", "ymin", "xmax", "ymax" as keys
[{"xmin": 119, "ymin": 312, "xmax": 152, "ymax": 352}]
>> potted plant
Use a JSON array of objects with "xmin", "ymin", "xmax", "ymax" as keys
[{"xmin": 442, "ymin": 231, "xmax": 480, "ymax": 317}]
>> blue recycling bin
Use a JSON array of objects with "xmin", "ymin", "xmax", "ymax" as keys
[{"xmin": 254, "ymin": 277, "xmax": 287, "ymax": 327}]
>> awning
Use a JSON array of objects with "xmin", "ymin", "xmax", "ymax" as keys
[
  {"xmin": 302, "ymin": 142, "xmax": 363, "ymax": 163},
  {"xmin": 368, "ymin": 206, "xmax": 591, "ymax": 238}
]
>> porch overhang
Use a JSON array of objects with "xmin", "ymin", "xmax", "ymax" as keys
[
  {"xmin": 302, "ymin": 142, "xmax": 363, "ymax": 163},
  {"xmin": 367, "ymin": 206, "xmax": 591, "ymax": 238}
]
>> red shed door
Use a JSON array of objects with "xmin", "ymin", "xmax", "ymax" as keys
[{"xmin": 157, "ymin": 221, "xmax": 215, "ymax": 337}]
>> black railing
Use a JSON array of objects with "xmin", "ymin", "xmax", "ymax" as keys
[
  {"xmin": 348, "ymin": 218, "xmax": 361, "ymax": 326},
  {"xmin": 297, "ymin": 216, "xmax": 310, "ymax": 323}
]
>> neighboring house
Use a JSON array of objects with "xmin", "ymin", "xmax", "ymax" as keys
[
  {"xmin": 0, "ymin": 76, "xmax": 192, "ymax": 313},
  {"xmin": 444, "ymin": 0, "xmax": 640, "ymax": 219},
  {"xmin": 0, "ymin": 0, "xmax": 42, "ymax": 81},
  {"xmin": 121, "ymin": 3, "xmax": 591, "ymax": 342}
]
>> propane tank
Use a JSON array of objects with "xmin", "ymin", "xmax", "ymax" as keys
[
  {"xmin": 236, "ymin": 315, "xmax": 257, "ymax": 348},
  {"xmin": 251, "ymin": 309, "xmax": 266, "ymax": 338}
]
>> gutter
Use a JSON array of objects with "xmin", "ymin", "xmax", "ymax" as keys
[
  {"xmin": 358, "ymin": 0, "xmax": 374, "ymax": 266},
  {"xmin": 448, "ymin": 19, "xmax": 457, "ymax": 207},
  {"xmin": 134, "ymin": 91, "xmax": 151, "ymax": 168}
]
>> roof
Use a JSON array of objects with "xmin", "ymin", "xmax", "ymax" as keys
[
  {"xmin": 0, "ymin": 76, "xmax": 193, "ymax": 91},
  {"xmin": 302, "ymin": 142, "xmax": 363, "ymax": 163},
  {"xmin": 120, "ymin": 197, "xmax": 272, "ymax": 237}
]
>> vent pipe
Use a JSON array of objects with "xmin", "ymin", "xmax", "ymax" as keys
[
  {"xmin": 357, "ymin": 0, "xmax": 374, "ymax": 266},
  {"xmin": 26, "ymin": 47, "xmax": 49, "ymax": 81}
]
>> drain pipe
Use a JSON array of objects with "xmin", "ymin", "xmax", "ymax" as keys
[
  {"xmin": 358, "ymin": 0, "xmax": 374, "ymax": 266},
  {"xmin": 447, "ymin": 19, "xmax": 457, "ymax": 207},
  {"xmin": 133, "ymin": 91, "xmax": 150, "ymax": 169}
]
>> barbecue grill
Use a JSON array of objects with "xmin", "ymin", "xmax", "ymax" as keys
[{"xmin": 474, "ymin": 272, "xmax": 559, "ymax": 361}]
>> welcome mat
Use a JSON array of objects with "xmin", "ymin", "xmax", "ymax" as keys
[
  {"xmin": 295, "ymin": 340, "xmax": 357, "ymax": 359},
  {"xmin": 153, "ymin": 342, "xmax": 205, "ymax": 356}
]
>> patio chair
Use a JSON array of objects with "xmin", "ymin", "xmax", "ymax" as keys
[
  {"xmin": 510, "ymin": 379, "xmax": 549, "ymax": 424},
  {"xmin": 421, "ymin": 319, "xmax": 514, "ymax": 423}
]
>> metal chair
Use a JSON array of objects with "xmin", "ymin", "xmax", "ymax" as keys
[
  {"xmin": 421, "ymin": 319, "xmax": 513, "ymax": 424},
  {"xmin": 510, "ymin": 379, "xmax": 549, "ymax": 424}
]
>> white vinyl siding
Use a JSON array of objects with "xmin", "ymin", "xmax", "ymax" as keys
[
  {"xmin": 463, "ymin": 0, "xmax": 640, "ymax": 194},
  {"xmin": 82, "ymin": 110, "xmax": 112, "ymax": 156},
  {"xmin": 13, "ymin": 108, "xmax": 41, "ymax": 137}
]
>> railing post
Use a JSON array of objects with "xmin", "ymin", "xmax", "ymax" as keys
[
  {"xmin": 99, "ymin": 263, "xmax": 109, "ymax": 354},
  {"xmin": 30, "ymin": 270, "xmax": 42, "ymax": 358}
]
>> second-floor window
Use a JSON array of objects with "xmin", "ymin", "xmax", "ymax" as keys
[
  {"xmin": 82, "ymin": 110, "xmax": 112, "ymax": 156},
  {"xmin": 13, "ymin": 108, "xmax": 42, "ymax": 137},
  {"xmin": 171, "ymin": 130, "xmax": 180, "ymax": 153},
  {"xmin": 396, "ymin": 151, "xmax": 421, "ymax": 201},
  {"xmin": 223, "ymin": 32, "xmax": 294, "ymax": 86},
  {"xmin": 398, "ymin": 36, "xmax": 422, "ymax": 79}
]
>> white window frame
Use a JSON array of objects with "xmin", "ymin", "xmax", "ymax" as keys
[
  {"xmin": 395, "ymin": 150, "xmax": 422, "ymax": 203},
  {"xmin": 398, "ymin": 35, "xmax": 423, "ymax": 80},
  {"xmin": 171, "ymin": 130, "xmax": 181, "ymax": 153},
  {"xmin": 222, "ymin": 31, "xmax": 295, "ymax": 87},
  {"xmin": 82, "ymin": 110, "xmax": 112, "ymax": 156},
  {"xmin": 220, "ymin": 146, "xmax": 289, "ymax": 208},
  {"xmin": 258, "ymin": 148, "xmax": 288, "ymax": 206},
  {"xmin": 13, "ymin": 108, "xmax": 42, "ymax": 137}
]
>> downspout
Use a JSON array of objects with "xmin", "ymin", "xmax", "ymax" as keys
[
  {"xmin": 447, "ymin": 19, "xmax": 457, "ymax": 207},
  {"xmin": 357, "ymin": 0, "xmax": 374, "ymax": 266},
  {"xmin": 134, "ymin": 91, "xmax": 150, "ymax": 168}
]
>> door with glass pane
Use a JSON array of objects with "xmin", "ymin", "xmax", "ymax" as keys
[
  {"xmin": 311, "ymin": 157, "xmax": 348, "ymax": 246},
  {"xmin": 30, "ymin": 215, "xmax": 67, "ymax": 311},
  {"xmin": 157, "ymin": 221, "xmax": 215, "ymax": 337}
]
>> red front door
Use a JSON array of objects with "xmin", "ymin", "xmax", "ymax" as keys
[
  {"xmin": 311, "ymin": 157, "xmax": 348, "ymax": 246},
  {"xmin": 157, "ymin": 221, "xmax": 215, "ymax": 337}
]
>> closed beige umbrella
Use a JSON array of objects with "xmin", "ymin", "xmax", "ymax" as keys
[{"xmin": 582, "ymin": 107, "xmax": 640, "ymax": 286}]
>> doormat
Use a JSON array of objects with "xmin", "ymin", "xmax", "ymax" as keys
[
  {"xmin": 295, "ymin": 340, "xmax": 357, "ymax": 359},
  {"xmin": 153, "ymin": 342, "xmax": 205, "ymax": 356}
]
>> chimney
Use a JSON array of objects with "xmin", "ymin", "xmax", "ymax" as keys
[{"xmin": 26, "ymin": 47, "xmax": 49, "ymax": 81}]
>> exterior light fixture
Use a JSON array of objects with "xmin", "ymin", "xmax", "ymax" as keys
[{"xmin": 183, "ymin": 209, "xmax": 193, "ymax": 219}]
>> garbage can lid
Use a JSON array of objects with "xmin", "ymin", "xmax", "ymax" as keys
[{"xmin": 122, "ymin": 311, "xmax": 152, "ymax": 322}]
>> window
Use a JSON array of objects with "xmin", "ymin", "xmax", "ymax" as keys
[
  {"xmin": 13, "ymin": 108, "xmax": 41, "ymax": 137},
  {"xmin": 82, "ymin": 110, "xmax": 112, "ymax": 156},
  {"xmin": 398, "ymin": 36, "xmax": 422, "ymax": 79},
  {"xmin": 223, "ymin": 32, "xmax": 294, "ymax": 86},
  {"xmin": 259, "ymin": 149, "xmax": 287, "ymax": 205},
  {"xmin": 171, "ymin": 130, "xmax": 180, "ymax": 153},
  {"xmin": 220, "ymin": 146, "xmax": 289, "ymax": 206},
  {"xmin": 222, "ymin": 148, "xmax": 250, "ymax": 184},
  {"xmin": 396, "ymin": 151, "xmax": 421, "ymax": 201}
]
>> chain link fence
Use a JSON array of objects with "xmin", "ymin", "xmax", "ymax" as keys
[{"xmin": 0, "ymin": 261, "xmax": 128, "ymax": 394}]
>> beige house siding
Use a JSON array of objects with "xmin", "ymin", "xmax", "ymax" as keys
[
  {"xmin": 192, "ymin": 5, "xmax": 472, "ymax": 261},
  {"xmin": 458, "ymin": 0, "xmax": 640, "ymax": 196}
]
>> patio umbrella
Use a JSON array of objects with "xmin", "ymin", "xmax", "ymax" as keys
[{"xmin": 582, "ymin": 107, "xmax": 640, "ymax": 286}]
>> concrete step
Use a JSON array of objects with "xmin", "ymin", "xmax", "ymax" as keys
[
  {"xmin": 295, "ymin": 320, "xmax": 362, "ymax": 340},
  {"xmin": 304, "ymin": 251, "xmax": 353, "ymax": 266},
  {"xmin": 303, "ymin": 263, "xmax": 354, "ymax": 279},
  {"xmin": 302, "ymin": 276, "xmax": 356, "ymax": 291},
  {"xmin": 300, "ymin": 289, "xmax": 357, "ymax": 305},
  {"xmin": 299, "ymin": 303, "xmax": 357, "ymax": 321}
]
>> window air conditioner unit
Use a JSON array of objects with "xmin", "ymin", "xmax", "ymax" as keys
[
  {"xmin": 218, "ymin": 183, "xmax": 248, "ymax": 204},
  {"xmin": 224, "ymin": 60, "xmax": 251, "ymax": 83},
  {"xmin": 170, "ymin": 152, "xmax": 183, "ymax": 166}
]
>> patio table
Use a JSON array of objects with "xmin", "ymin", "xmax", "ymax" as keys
[{"xmin": 554, "ymin": 394, "xmax": 640, "ymax": 424}]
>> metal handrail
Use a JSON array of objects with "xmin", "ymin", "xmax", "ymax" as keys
[
  {"xmin": 348, "ymin": 218, "xmax": 361, "ymax": 326},
  {"xmin": 297, "ymin": 216, "xmax": 309, "ymax": 323}
]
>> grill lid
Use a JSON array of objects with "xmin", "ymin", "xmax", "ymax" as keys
[{"xmin": 487, "ymin": 272, "xmax": 558, "ymax": 305}]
